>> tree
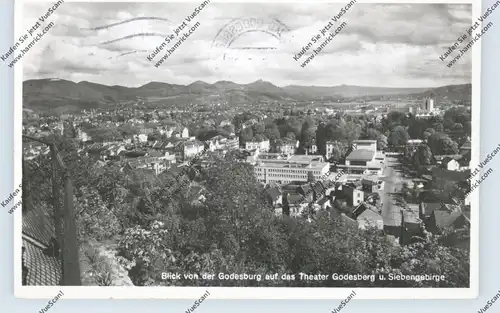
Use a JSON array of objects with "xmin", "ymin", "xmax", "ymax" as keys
[
  {"xmin": 391, "ymin": 231, "xmax": 469, "ymax": 287},
  {"xmin": 254, "ymin": 133, "xmax": 267, "ymax": 142},
  {"xmin": 285, "ymin": 132, "xmax": 296, "ymax": 141},
  {"xmin": 343, "ymin": 121, "xmax": 362, "ymax": 142},
  {"xmin": 443, "ymin": 107, "xmax": 470, "ymax": 131},
  {"xmin": 251, "ymin": 123, "xmax": 265, "ymax": 136},
  {"xmin": 364, "ymin": 128, "xmax": 387, "ymax": 150},
  {"xmin": 86, "ymin": 127, "xmax": 122, "ymax": 142},
  {"xmin": 203, "ymin": 157, "xmax": 272, "ymax": 255},
  {"xmin": 388, "ymin": 126, "xmax": 410, "ymax": 146},
  {"xmin": 264, "ymin": 124, "xmax": 281, "ymax": 141},
  {"xmin": 413, "ymin": 144, "xmax": 434, "ymax": 169},
  {"xmin": 299, "ymin": 119, "xmax": 316, "ymax": 152},
  {"xmin": 75, "ymin": 186, "xmax": 122, "ymax": 242},
  {"xmin": 464, "ymin": 121, "xmax": 472, "ymax": 136},
  {"xmin": 378, "ymin": 134, "xmax": 388, "ymax": 151},
  {"xmin": 407, "ymin": 118, "xmax": 430, "ymax": 139},
  {"xmin": 364, "ymin": 128, "xmax": 381, "ymax": 140},
  {"xmin": 384, "ymin": 111, "xmax": 407, "ymax": 131},
  {"xmin": 285, "ymin": 117, "xmax": 303, "ymax": 138},
  {"xmin": 423, "ymin": 127, "xmax": 435, "ymax": 140},
  {"xmin": 432, "ymin": 122, "xmax": 444, "ymax": 132},
  {"xmin": 222, "ymin": 124, "xmax": 235, "ymax": 135},
  {"xmin": 428, "ymin": 133, "xmax": 459, "ymax": 155},
  {"xmin": 239, "ymin": 127, "xmax": 253, "ymax": 146},
  {"xmin": 118, "ymin": 124, "xmax": 140, "ymax": 138},
  {"xmin": 326, "ymin": 141, "xmax": 345, "ymax": 163},
  {"xmin": 316, "ymin": 123, "xmax": 327, "ymax": 155}
]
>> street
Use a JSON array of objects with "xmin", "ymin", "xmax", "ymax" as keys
[{"xmin": 380, "ymin": 155, "xmax": 405, "ymax": 227}]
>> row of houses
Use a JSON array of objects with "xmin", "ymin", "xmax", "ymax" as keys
[{"xmin": 85, "ymin": 134, "xmax": 239, "ymax": 175}]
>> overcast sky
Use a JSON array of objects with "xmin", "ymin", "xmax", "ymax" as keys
[{"xmin": 22, "ymin": 2, "xmax": 473, "ymax": 88}]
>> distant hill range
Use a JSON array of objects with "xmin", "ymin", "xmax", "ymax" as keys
[{"xmin": 23, "ymin": 78, "xmax": 472, "ymax": 113}]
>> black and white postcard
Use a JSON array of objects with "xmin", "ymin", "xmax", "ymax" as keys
[{"xmin": 13, "ymin": 0, "xmax": 483, "ymax": 299}]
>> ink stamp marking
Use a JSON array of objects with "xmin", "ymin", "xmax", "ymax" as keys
[
  {"xmin": 80, "ymin": 16, "xmax": 174, "ymax": 60},
  {"xmin": 211, "ymin": 17, "xmax": 290, "ymax": 64}
]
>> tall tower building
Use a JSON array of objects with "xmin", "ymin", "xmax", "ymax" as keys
[{"xmin": 423, "ymin": 97, "xmax": 434, "ymax": 112}]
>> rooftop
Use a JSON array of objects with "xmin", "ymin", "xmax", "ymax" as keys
[
  {"xmin": 433, "ymin": 210, "xmax": 468, "ymax": 229},
  {"xmin": 346, "ymin": 149, "xmax": 375, "ymax": 161}
]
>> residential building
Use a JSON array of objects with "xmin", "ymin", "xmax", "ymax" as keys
[
  {"xmin": 361, "ymin": 178, "xmax": 379, "ymax": 193},
  {"xmin": 276, "ymin": 140, "xmax": 299, "ymax": 155},
  {"xmin": 325, "ymin": 141, "xmax": 340, "ymax": 160},
  {"xmin": 266, "ymin": 186, "xmax": 282, "ymax": 208},
  {"xmin": 441, "ymin": 157, "xmax": 460, "ymax": 171},
  {"xmin": 134, "ymin": 134, "xmax": 148, "ymax": 143},
  {"xmin": 306, "ymin": 144, "xmax": 318, "ymax": 155},
  {"xmin": 77, "ymin": 129, "xmax": 91, "ymax": 142},
  {"xmin": 340, "ymin": 185, "xmax": 364, "ymax": 207},
  {"xmin": 245, "ymin": 139, "xmax": 270, "ymax": 152},
  {"xmin": 124, "ymin": 156, "xmax": 171, "ymax": 175},
  {"xmin": 283, "ymin": 193, "xmax": 309, "ymax": 217},
  {"xmin": 420, "ymin": 202, "xmax": 461, "ymax": 220},
  {"xmin": 425, "ymin": 210, "xmax": 470, "ymax": 234},
  {"xmin": 354, "ymin": 205, "xmax": 384, "ymax": 230},
  {"xmin": 174, "ymin": 141, "xmax": 206, "ymax": 161}
]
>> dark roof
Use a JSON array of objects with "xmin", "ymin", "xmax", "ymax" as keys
[
  {"xmin": 296, "ymin": 184, "xmax": 312, "ymax": 196},
  {"xmin": 433, "ymin": 211, "xmax": 469, "ymax": 230},
  {"xmin": 419, "ymin": 191, "xmax": 456, "ymax": 203},
  {"xmin": 287, "ymin": 193, "xmax": 305, "ymax": 205},
  {"xmin": 148, "ymin": 151, "xmax": 165, "ymax": 157},
  {"xmin": 125, "ymin": 151, "xmax": 148, "ymax": 158},
  {"xmin": 346, "ymin": 149, "xmax": 375, "ymax": 161},
  {"xmin": 420, "ymin": 202, "xmax": 444, "ymax": 216},
  {"xmin": 421, "ymin": 174, "xmax": 433, "ymax": 181},
  {"xmin": 22, "ymin": 204, "xmax": 61, "ymax": 286},
  {"xmin": 152, "ymin": 141, "xmax": 163, "ymax": 148},
  {"xmin": 268, "ymin": 181, "xmax": 280, "ymax": 189},
  {"xmin": 317, "ymin": 197, "xmax": 330, "ymax": 206},
  {"xmin": 352, "ymin": 202, "xmax": 369, "ymax": 218},
  {"xmin": 460, "ymin": 139, "xmax": 471, "ymax": 150},
  {"xmin": 313, "ymin": 181, "xmax": 326, "ymax": 195},
  {"xmin": 266, "ymin": 187, "xmax": 282, "ymax": 201},
  {"xmin": 459, "ymin": 150, "xmax": 471, "ymax": 164},
  {"xmin": 431, "ymin": 167, "xmax": 470, "ymax": 182},
  {"xmin": 22, "ymin": 208, "xmax": 55, "ymax": 246},
  {"xmin": 441, "ymin": 157, "xmax": 458, "ymax": 165},
  {"xmin": 22, "ymin": 238, "xmax": 61, "ymax": 286},
  {"xmin": 361, "ymin": 178, "xmax": 378, "ymax": 186},
  {"xmin": 339, "ymin": 213, "xmax": 358, "ymax": 228}
]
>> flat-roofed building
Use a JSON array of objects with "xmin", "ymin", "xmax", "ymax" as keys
[
  {"xmin": 352, "ymin": 140, "xmax": 377, "ymax": 153},
  {"xmin": 346, "ymin": 149, "xmax": 375, "ymax": 166},
  {"xmin": 338, "ymin": 148, "xmax": 382, "ymax": 176},
  {"xmin": 248, "ymin": 152, "xmax": 329, "ymax": 184},
  {"xmin": 407, "ymin": 139, "xmax": 423, "ymax": 147}
]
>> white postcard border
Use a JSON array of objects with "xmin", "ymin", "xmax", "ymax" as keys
[{"xmin": 14, "ymin": 0, "xmax": 481, "ymax": 299}]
